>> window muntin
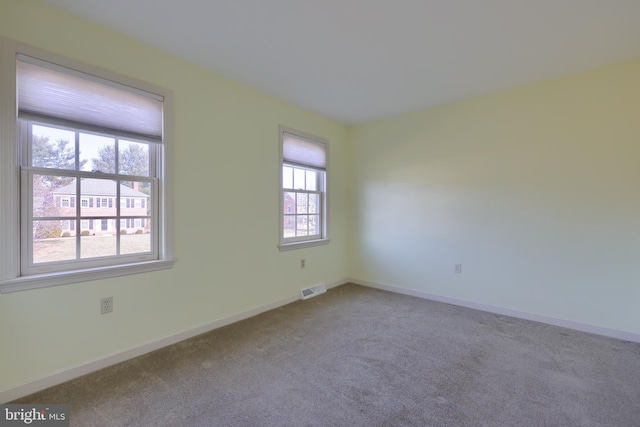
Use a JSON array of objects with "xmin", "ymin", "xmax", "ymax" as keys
[{"xmin": 279, "ymin": 126, "xmax": 328, "ymax": 248}]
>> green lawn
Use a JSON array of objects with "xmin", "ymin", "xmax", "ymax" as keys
[{"xmin": 33, "ymin": 234, "xmax": 151, "ymax": 263}]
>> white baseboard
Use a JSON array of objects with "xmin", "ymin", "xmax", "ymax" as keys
[
  {"xmin": 0, "ymin": 278, "xmax": 350, "ymax": 403},
  {"xmin": 348, "ymin": 278, "xmax": 640, "ymax": 344}
]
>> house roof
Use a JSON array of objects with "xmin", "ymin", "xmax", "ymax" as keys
[{"xmin": 53, "ymin": 178, "xmax": 149, "ymax": 198}]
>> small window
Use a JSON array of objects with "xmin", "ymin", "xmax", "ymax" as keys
[{"xmin": 279, "ymin": 126, "xmax": 328, "ymax": 250}]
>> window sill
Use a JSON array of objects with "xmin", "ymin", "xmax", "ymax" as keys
[
  {"xmin": 0, "ymin": 259, "xmax": 176, "ymax": 293},
  {"xmin": 278, "ymin": 239, "xmax": 330, "ymax": 252}
]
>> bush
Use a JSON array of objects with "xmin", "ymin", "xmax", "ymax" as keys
[
  {"xmin": 38, "ymin": 227, "xmax": 61, "ymax": 239},
  {"xmin": 62, "ymin": 232, "xmax": 71, "ymax": 238},
  {"xmin": 136, "ymin": 229, "xmax": 143, "ymax": 234},
  {"xmin": 81, "ymin": 230, "xmax": 90, "ymax": 236},
  {"xmin": 120, "ymin": 229, "xmax": 127, "ymax": 235},
  {"xmin": 48, "ymin": 228, "xmax": 62, "ymax": 238}
]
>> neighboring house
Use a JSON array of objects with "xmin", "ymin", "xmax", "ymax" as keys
[
  {"xmin": 284, "ymin": 192, "xmax": 295, "ymax": 229},
  {"xmin": 52, "ymin": 178, "xmax": 150, "ymax": 236}
]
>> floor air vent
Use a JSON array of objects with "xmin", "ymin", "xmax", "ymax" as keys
[{"xmin": 300, "ymin": 283, "xmax": 327, "ymax": 300}]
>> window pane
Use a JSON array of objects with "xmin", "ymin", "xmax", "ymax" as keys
[
  {"xmin": 31, "ymin": 125, "xmax": 76, "ymax": 170},
  {"xmin": 293, "ymin": 168, "xmax": 305, "ymax": 190},
  {"xmin": 119, "ymin": 140, "xmax": 150, "ymax": 176},
  {"xmin": 283, "ymin": 215, "xmax": 296, "ymax": 238},
  {"xmin": 121, "ymin": 181, "xmax": 151, "ymax": 216},
  {"xmin": 121, "ymin": 218, "xmax": 151, "ymax": 254},
  {"xmin": 33, "ymin": 174, "xmax": 75, "ymax": 218},
  {"xmin": 283, "ymin": 166, "xmax": 293, "ymax": 189},
  {"xmin": 308, "ymin": 193, "xmax": 319, "ymax": 214},
  {"xmin": 32, "ymin": 220, "xmax": 76, "ymax": 263},
  {"xmin": 284, "ymin": 192, "xmax": 295, "ymax": 214},
  {"xmin": 296, "ymin": 216, "xmax": 309, "ymax": 237},
  {"xmin": 308, "ymin": 215, "xmax": 320, "ymax": 235},
  {"xmin": 81, "ymin": 178, "xmax": 117, "ymax": 217},
  {"xmin": 296, "ymin": 193, "xmax": 308, "ymax": 214},
  {"xmin": 305, "ymin": 170, "xmax": 317, "ymax": 191},
  {"xmin": 81, "ymin": 219, "xmax": 117, "ymax": 258},
  {"xmin": 80, "ymin": 133, "xmax": 115, "ymax": 173}
]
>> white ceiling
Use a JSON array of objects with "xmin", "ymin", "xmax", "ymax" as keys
[{"xmin": 40, "ymin": 0, "xmax": 640, "ymax": 125}]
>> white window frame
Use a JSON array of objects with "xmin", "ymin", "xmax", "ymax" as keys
[
  {"xmin": 278, "ymin": 125, "xmax": 329, "ymax": 251},
  {"xmin": 0, "ymin": 39, "xmax": 175, "ymax": 293}
]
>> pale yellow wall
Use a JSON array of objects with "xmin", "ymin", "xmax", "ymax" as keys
[
  {"xmin": 0, "ymin": 0, "xmax": 349, "ymax": 392},
  {"xmin": 351, "ymin": 58, "xmax": 640, "ymax": 335}
]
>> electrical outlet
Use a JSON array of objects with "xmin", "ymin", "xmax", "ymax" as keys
[
  {"xmin": 300, "ymin": 258, "xmax": 305, "ymax": 269},
  {"xmin": 454, "ymin": 264, "xmax": 462, "ymax": 274},
  {"xmin": 101, "ymin": 296, "xmax": 113, "ymax": 314}
]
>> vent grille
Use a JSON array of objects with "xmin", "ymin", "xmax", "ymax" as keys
[{"xmin": 300, "ymin": 283, "xmax": 327, "ymax": 300}]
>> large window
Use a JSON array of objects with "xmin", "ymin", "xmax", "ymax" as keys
[
  {"xmin": 279, "ymin": 126, "xmax": 329, "ymax": 250},
  {"xmin": 0, "ymin": 40, "xmax": 174, "ymax": 292},
  {"xmin": 23, "ymin": 122, "xmax": 155, "ymax": 267}
]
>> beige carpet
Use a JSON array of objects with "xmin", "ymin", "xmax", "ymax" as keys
[{"xmin": 13, "ymin": 283, "xmax": 640, "ymax": 426}]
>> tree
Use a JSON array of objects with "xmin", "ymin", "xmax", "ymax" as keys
[
  {"xmin": 91, "ymin": 145, "xmax": 116, "ymax": 174},
  {"xmin": 32, "ymin": 135, "xmax": 86, "ymax": 177},
  {"xmin": 120, "ymin": 143, "xmax": 149, "ymax": 177},
  {"xmin": 92, "ymin": 143, "xmax": 150, "ymax": 195},
  {"xmin": 91, "ymin": 143, "xmax": 148, "ymax": 177}
]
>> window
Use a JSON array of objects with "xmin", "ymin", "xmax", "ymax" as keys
[
  {"xmin": 0, "ymin": 40, "xmax": 174, "ymax": 293},
  {"xmin": 279, "ymin": 126, "xmax": 329, "ymax": 250}
]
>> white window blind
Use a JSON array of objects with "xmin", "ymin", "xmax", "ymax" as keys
[
  {"xmin": 17, "ymin": 54, "xmax": 163, "ymax": 142},
  {"xmin": 282, "ymin": 132, "xmax": 326, "ymax": 170}
]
